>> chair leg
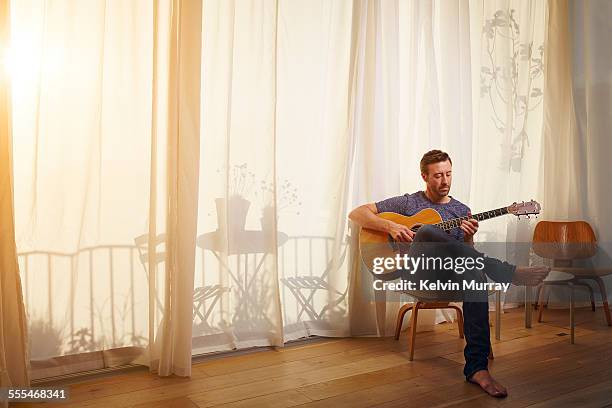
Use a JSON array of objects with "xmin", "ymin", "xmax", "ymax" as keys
[
  {"xmin": 569, "ymin": 283, "xmax": 575, "ymax": 344},
  {"xmin": 495, "ymin": 290, "xmax": 501, "ymax": 341},
  {"xmin": 537, "ymin": 284, "xmax": 548, "ymax": 323},
  {"xmin": 488, "ymin": 346, "xmax": 494, "ymax": 360},
  {"xmin": 588, "ymin": 283, "xmax": 596, "ymax": 312},
  {"xmin": 593, "ymin": 277, "xmax": 612, "ymax": 326},
  {"xmin": 449, "ymin": 305, "xmax": 464, "ymax": 339},
  {"xmin": 408, "ymin": 302, "xmax": 422, "ymax": 361},
  {"xmin": 534, "ymin": 283, "xmax": 543, "ymax": 310},
  {"xmin": 575, "ymin": 281, "xmax": 596, "ymax": 312},
  {"xmin": 395, "ymin": 304, "xmax": 413, "ymax": 340}
]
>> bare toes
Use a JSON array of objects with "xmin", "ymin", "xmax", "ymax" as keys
[{"xmin": 494, "ymin": 382, "xmax": 508, "ymax": 397}]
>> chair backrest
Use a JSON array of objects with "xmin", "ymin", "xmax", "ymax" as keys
[
  {"xmin": 532, "ymin": 221, "xmax": 597, "ymax": 265},
  {"xmin": 134, "ymin": 233, "xmax": 167, "ymax": 265}
]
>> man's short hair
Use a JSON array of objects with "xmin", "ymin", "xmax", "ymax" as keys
[{"xmin": 420, "ymin": 150, "xmax": 452, "ymax": 174}]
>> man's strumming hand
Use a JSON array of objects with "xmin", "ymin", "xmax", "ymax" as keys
[
  {"xmin": 461, "ymin": 218, "xmax": 479, "ymax": 243},
  {"xmin": 387, "ymin": 222, "xmax": 415, "ymax": 242}
]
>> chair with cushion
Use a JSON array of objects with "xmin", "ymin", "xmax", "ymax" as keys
[{"xmin": 532, "ymin": 221, "xmax": 612, "ymax": 343}]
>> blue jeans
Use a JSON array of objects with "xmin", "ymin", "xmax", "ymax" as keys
[{"xmin": 404, "ymin": 225, "xmax": 515, "ymax": 379}]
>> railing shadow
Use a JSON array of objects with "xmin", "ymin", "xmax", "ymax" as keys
[
  {"xmin": 18, "ymin": 245, "xmax": 146, "ymax": 359},
  {"xmin": 18, "ymin": 233, "xmax": 350, "ymax": 375}
]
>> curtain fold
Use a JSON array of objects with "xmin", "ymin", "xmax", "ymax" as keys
[
  {"xmin": 0, "ymin": 0, "xmax": 30, "ymax": 397},
  {"xmin": 540, "ymin": 0, "xmax": 583, "ymax": 221},
  {"xmin": 150, "ymin": 0, "xmax": 203, "ymax": 377}
]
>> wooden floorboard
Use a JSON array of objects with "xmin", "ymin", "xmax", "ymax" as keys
[{"xmin": 15, "ymin": 307, "xmax": 612, "ymax": 408}]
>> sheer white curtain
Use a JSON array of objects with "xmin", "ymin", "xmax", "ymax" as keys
[
  {"xmin": 13, "ymin": 0, "xmax": 154, "ymax": 379},
  {"xmin": 193, "ymin": 0, "xmax": 355, "ymax": 350},
  {"xmin": 568, "ymin": 0, "xmax": 612, "ymax": 244},
  {"xmin": 539, "ymin": 0, "xmax": 612, "ymax": 305},
  {"xmin": 1, "ymin": 0, "xmax": 30, "ymax": 398},
  {"xmin": 568, "ymin": 0, "xmax": 612, "ymax": 299},
  {"xmin": 11, "ymin": 0, "xmax": 201, "ymax": 378},
  {"xmin": 146, "ymin": 0, "xmax": 203, "ymax": 377},
  {"xmin": 544, "ymin": 0, "xmax": 612, "ymax": 234},
  {"xmin": 469, "ymin": 0, "xmax": 546, "ymax": 308},
  {"xmin": 11, "ymin": 0, "xmax": 357, "ymax": 376},
  {"xmin": 10, "ymin": 0, "xmax": 550, "ymax": 381}
]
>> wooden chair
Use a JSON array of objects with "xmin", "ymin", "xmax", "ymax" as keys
[
  {"xmin": 532, "ymin": 221, "xmax": 612, "ymax": 343},
  {"xmin": 395, "ymin": 300, "xmax": 462, "ymax": 361},
  {"xmin": 395, "ymin": 295, "xmax": 498, "ymax": 361}
]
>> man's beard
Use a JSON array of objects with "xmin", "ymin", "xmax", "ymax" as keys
[{"xmin": 438, "ymin": 186, "xmax": 450, "ymax": 196}]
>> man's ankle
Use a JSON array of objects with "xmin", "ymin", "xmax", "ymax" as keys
[{"xmin": 467, "ymin": 369, "xmax": 489, "ymax": 382}]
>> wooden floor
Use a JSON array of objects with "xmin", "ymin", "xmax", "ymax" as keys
[{"xmin": 19, "ymin": 307, "xmax": 612, "ymax": 408}]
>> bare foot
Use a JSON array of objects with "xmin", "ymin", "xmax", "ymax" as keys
[
  {"xmin": 468, "ymin": 370, "xmax": 508, "ymax": 398},
  {"xmin": 512, "ymin": 266, "xmax": 550, "ymax": 286}
]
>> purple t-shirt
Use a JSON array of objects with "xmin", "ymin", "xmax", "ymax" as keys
[{"xmin": 375, "ymin": 191, "xmax": 471, "ymax": 241}]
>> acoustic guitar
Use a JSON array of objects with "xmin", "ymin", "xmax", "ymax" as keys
[{"xmin": 359, "ymin": 200, "xmax": 541, "ymax": 278}]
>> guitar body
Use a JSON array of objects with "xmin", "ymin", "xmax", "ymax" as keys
[{"xmin": 359, "ymin": 209, "xmax": 443, "ymax": 275}]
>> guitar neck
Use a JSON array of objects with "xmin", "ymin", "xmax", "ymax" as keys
[{"xmin": 434, "ymin": 207, "xmax": 509, "ymax": 231}]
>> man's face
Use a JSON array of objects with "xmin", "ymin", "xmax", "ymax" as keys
[{"xmin": 422, "ymin": 160, "xmax": 452, "ymax": 197}]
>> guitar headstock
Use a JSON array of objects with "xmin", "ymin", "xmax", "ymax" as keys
[{"xmin": 508, "ymin": 200, "xmax": 541, "ymax": 218}]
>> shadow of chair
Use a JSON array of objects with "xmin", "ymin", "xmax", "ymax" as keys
[
  {"xmin": 281, "ymin": 276, "xmax": 347, "ymax": 322},
  {"xmin": 134, "ymin": 233, "xmax": 229, "ymax": 329},
  {"xmin": 134, "ymin": 233, "xmax": 167, "ymax": 314},
  {"xmin": 280, "ymin": 237, "xmax": 348, "ymax": 323},
  {"xmin": 192, "ymin": 285, "xmax": 230, "ymax": 331},
  {"xmin": 533, "ymin": 221, "xmax": 612, "ymax": 343}
]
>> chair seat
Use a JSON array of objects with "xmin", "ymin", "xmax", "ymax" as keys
[
  {"xmin": 552, "ymin": 267, "xmax": 612, "ymax": 277},
  {"xmin": 402, "ymin": 288, "xmax": 501, "ymax": 301},
  {"xmin": 403, "ymin": 291, "xmax": 455, "ymax": 302},
  {"xmin": 543, "ymin": 271, "xmax": 574, "ymax": 282}
]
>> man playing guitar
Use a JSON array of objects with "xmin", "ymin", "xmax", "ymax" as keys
[{"xmin": 349, "ymin": 149, "xmax": 550, "ymax": 398}]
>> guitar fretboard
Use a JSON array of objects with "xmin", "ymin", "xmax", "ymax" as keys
[{"xmin": 417, "ymin": 207, "xmax": 509, "ymax": 232}]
